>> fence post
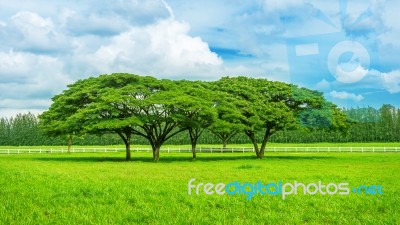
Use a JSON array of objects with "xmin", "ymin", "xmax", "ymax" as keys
[
  {"xmin": 7, "ymin": 149, "xmax": 9, "ymax": 154},
  {"xmin": 18, "ymin": 149, "xmax": 20, "ymax": 154}
]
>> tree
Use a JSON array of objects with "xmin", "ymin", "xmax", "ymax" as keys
[
  {"xmin": 0, "ymin": 118, "xmax": 11, "ymax": 145},
  {"xmin": 214, "ymin": 76, "xmax": 326, "ymax": 159},
  {"xmin": 55, "ymin": 73, "xmax": 190, "ymax": 161},
  {"xmin": 380, "ymin": 104, "xmax": 396, "ymax": 141},
  {"xmin": 298, "ymin": 102, "xmax": 348, "ymax": 135},
  {"xmin": 208, "ymin": 91, "xmax": 245, "ymax": 148},
  {"xmin": 173, "ymin": 80, "xmax": 217, "ymax": 158},
  {"xmin": 39, "ymin": 77, "xmax": 99, "ymax": 153}
]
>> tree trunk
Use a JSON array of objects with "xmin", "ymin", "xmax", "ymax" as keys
[
  {"xmin": 117, "ymin": 130, "xmax": 131, "ymax": 161},
  {"xmin": 125, "ymin": 141, "xmax": 131, "ymax": 161},
  {"xmin": 191, "ymin": 143, "xmax": 197, "ymax": 159},
  {"xmin": 245, "ymin": 131, "xmax": 261, "ymax": 158},
  {"xmin": 153, "ymin": 145, "xmax": 160, "ymax": 162},
  {"xmin": 67, "ymin": 135, "xmax": 73, "ymax": 153},
  {"xmin": 189, "ymin": 128, "xmax": 200, "ymax": 159},
  {"xmin": 258, "ymin": 128, "xmax": 272, "ymax": 159},
  {"xmin": 222, "ymin": 138, "xmax": 227, "ymax": 148}
]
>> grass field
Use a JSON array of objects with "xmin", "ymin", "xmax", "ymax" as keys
[{"xmin": 0, "ymin": 150, "xmax": 399, "ymax": 224}]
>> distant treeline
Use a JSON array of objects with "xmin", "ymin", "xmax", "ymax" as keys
[{"xmin": 0, "ymin": 104, "xmax": 399, "ymax": 146}]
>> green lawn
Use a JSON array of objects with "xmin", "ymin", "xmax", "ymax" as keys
[{"xmin": 0, "ymin": 151, "xmax": 399, "ymax": 224}]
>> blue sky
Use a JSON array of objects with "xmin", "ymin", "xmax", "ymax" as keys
[{"xmin": 0, "ymin": 0, "xmax": 399, "ymax": 117}]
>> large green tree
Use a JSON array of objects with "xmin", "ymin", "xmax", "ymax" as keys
[
  {"xmin": 214, "ymin": 76, "xmax": 327, "ymax": 159},
  {"xmin": 173, "ymin": 80, "xmax": 217, "ymax": 158},
  {"xmin": 43, "ymin": 73, "xmax": 192, "ymax": 161},
  {"xmin": 208, "ymin": 91, "xmax": 246, "ymax": 148}
]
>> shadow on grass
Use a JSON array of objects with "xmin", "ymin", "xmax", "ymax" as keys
[{"xmin": 32, "ymin": 154, "xmax": 334, "ymax": 163}]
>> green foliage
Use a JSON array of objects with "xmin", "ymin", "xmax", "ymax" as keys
[
  {"xmin": 5, "ymin": 73, "xmax": 400, "ymax": 157},
  {"xmin": 211, "ymin": 76, "xmax": 331, "ymax": 158}
]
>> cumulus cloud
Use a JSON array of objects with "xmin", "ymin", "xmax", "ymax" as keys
[
  {"xmin": 381, "ymin": 70, "xmax": 400, "ymax": 93},
  {"xmin": 335, "ymin": 64, "xmax": 369, "ymax": 83},
  {"xmin": 81, "ymin": 19, "xmax": 222, "ymax": 78},
  {"xmin": 0, "ymin": 0, "xmax": 227, "ymax": 117},
  {"xmin": 0, "ymin": 11, "xmax": 70, "ymax": 53},
  {"xmin": 330, "ymin": 91, "xmax": 364, "ymax": 102},
  {"xmin": 0, "ymin": 51, "xmax": 71, "ymax": 117},
  {"xmin": 0, "ymin": 0, "xmax": 398, "ymax": 117},
  {"xmin": 316, "ymin": 79, "xmax": 331, "ymax": 90}
]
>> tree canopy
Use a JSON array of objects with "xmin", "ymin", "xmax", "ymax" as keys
[{"xmin": 39, "ymin": 73, "xmax": 347, "ymax": 160}]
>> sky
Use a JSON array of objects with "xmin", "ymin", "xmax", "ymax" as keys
[{"xmin": 0, "ymin": 0, "xmax": 399, "ymax": 118}]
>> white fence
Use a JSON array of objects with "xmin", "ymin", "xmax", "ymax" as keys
[{"xmin": 0, "ymin": 146, "xmax": 399, "ymax": 155}]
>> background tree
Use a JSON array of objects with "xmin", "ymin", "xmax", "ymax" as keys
[
  {"xmin": 174, "ymin": 80, "xmax": 217, "ymax": 159},
  {"xmin": 209, "ymin": 83, "xmax": 248, "ymax": 148}
]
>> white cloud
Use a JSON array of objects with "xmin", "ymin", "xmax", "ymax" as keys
[
  {"xmin": 0, "ymin": 99, "xmax": 51, "ymax": 109},
  {"xmin": 1, "ymin": 11, "xmax": 70, "ymax": 53},
  {"xmin": 330, "ymin": 90, "xmax": 364, "ymax": 102},
  {"xmin": 0, "ymin": 50, "xmax": 71, "ymax": 95},
  {"xmin": 316, "ymin": 79, "xmax": 331, "ymax": 90},
  {"xmin": 0, "ymin": 109, "xmax": 43, "ymax": 119},
  {"xmin": 66, "ymin": 13, "xmax": 129, "ymax": 36},
  {"xmin": 381, "ymin": 70, "xmax": 400, "ymax": 93},
  {"xmin": 0, "ymin": 0, "xmax": 399, "ymax": 118},
  {"xmin": 335, "ymin": 64, "xmax": 369, "ymax": 83},
  {"xmin": 82, "ymin": 19, "xmax": 223, "ymax": 78},
  {"xmin": 0, "ymin": 51, "xmax": 71, "ymax": 113},
  {"xmin": 262, "ymin": 0, "xmax": 304, "ymax": 12}
]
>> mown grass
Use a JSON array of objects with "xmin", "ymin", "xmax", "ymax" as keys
[{"xmin": 0, "ymin": 151, "xmax": 399, "ymax": 224}]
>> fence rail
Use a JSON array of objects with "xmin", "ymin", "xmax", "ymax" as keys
[{"xmin": 0, "ymin": 146, "xmax": 399, "ymax": 155}]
